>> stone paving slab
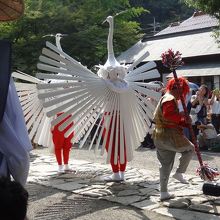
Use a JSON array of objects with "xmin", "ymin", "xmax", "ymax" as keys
[
  {"xmin": 132, "ymin": 199, "xmax": 159, "ymax": 210},
  {"xmin": 28, "ymin": 153, "xmax": 220, "ymax": 219},
  {"xmin": 154, "ymin": 207, "xmax": 220, "ymax": 220}
]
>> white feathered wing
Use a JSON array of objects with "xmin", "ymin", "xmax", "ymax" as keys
[{"xmin": 12, "ymin": 71, "xmax": 54, "ymax": 150}]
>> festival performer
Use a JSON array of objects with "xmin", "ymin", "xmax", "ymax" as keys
[
  {"xmin": 51, "ymin": 113, "xmax": 74, "ymax": 174},
  {"xmin": 152, "ymin": 77, "xmax": 194, "ymax": 201},
  {"xmin": 36, "ymin": 15, "xmax": 161, "ymax": 181}
]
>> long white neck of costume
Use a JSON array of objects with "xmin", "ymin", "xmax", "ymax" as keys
[
  {"xmin": 105, "ymin": 16, "xmax": 119, "ymax": 67},
  {"xmin": 56, "ymin": 37, "xmax": 62, "ymax": 51}
]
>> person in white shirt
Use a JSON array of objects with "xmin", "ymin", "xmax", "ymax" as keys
[{"xmin": 209, "ymin": 89, "xmax": 220, "ymax": 134}]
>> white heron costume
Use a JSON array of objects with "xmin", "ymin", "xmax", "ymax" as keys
[
  {"xmin": 12, "ymin": 34, "xmax": 75, "ymax": 151},
  {"xmin": 36, "ymin": 16, "xmax": 161, "ymax": 179},
  {"xmin": 13, "ymin": 34, "xmax": 78, "ymax": 174}
]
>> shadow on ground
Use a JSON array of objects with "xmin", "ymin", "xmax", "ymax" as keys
[{"xmin": 26, "ymin": 183, "xmax": 168, "ymax": 220}]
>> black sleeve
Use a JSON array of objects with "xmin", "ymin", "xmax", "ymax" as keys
[{"xmin": 0, "ymin": 40, "xmax": 12, "ymax": 122}]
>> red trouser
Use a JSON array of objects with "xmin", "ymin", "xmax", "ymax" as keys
[
  {"xmin": 52, "ymin": 113, "xmax": 74, "ymax": 165},
  {"xmin": 103, "ymin": 113, "xmax": 127, "ymax": 173}
]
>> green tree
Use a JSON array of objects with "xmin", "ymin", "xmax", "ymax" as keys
[
  {"xmin": 0, "ymin": 0, "xmax": 146, "ymax": 75},
  {"xmin": 183, "ymin": 0, "xmax": 220, "ymax": 44},
  {"xmin": 130, "ymin": 0, "xmax": 193, "ymax": 34},
  {"xmin": 184, "ymin": 0, "xmax": 220, "ymax": 17}
]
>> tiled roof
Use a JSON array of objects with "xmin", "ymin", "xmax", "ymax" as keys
[
  {"xmin": 166, "ymin": 62, "xmax": 220, "ymax": 77},
  {"xmin": 156, "ymin": 13, "xmax": 219, "ymax": 36},
  {"xmin": 117, "ymin": 13, "xmax": 220, "ymax": 63},
  {"xmin": 117, "ymin": 32, "xmax": 220, "ymax": 63}
]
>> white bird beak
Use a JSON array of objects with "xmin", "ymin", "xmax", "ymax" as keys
[{"xmin": 42, "ymin": 34, "xmax": 54, "ymax": 38}]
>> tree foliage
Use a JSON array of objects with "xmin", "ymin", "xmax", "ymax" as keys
[
  {"xmin": 0, "ymin": 0, "xmax": 198, "ymax": 75},
  {"xmin": 183, "ymin": 0, "xmax": 220, "ymax": 45},
  {"xmin": 0, "ymin": 0, "xmax": 146, "ymax": 75},
  {"xmin": 130, "ymin": 0, "xmax": 194, "ymax": 33},
  {"xmin": 183, "ymin": 0, "xmax": 220, "ymax": 18}
]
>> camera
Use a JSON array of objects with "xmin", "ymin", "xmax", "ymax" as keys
[
  {"xmin": 213, "ymin": 88, "xmax": 220, "ymax": 96},
  {"xmin": 195, "ymin": 121, "xmax": 202, "ymax": 126}
]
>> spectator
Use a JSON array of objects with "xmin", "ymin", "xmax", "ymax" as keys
[
  {"xmin": 197, "ymin": 120, "xmax": 220, "ymax": 151},
  {"xmin": 0, "ymin": 176, "xmax": 29, "ymax": 220},
  {"xmin": 178, "ymin": 81, "xmax": 195, "ymax": 140},
  {"xmin": 209, "ymin": 88, "xmax": 220, "ymax": 134},
  {"xmin": 191, "ymin": 84, "xmax": 209, "ymax": 137}
]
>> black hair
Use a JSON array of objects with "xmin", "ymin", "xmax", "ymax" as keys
[
  {"xmin": 200, "ymin": 84, "xmax": 209, "ymax": 98},
  {"xmin": 0, "ymin": 176, "xmax": 29, "ymax": 220},
  {"xmin": 192, "ymin": 90, "xmax": 196, "ymax": 95}
]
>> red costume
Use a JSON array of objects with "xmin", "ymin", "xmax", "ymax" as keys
[
  {"xmin": 52, "ymin": 113, "xmax": 74, "ymax": 169},
  {"xmin": 162, "ymin": 101, "xmax": 188, "ymax": 128}
]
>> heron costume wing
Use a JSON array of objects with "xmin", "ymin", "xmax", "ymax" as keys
[{"xmin": 12, "ymin": 71, "xmax": 53, "ymax": 149}]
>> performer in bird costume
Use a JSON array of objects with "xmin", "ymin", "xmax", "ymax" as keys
[
  {"xmin": 13, "ymin": 34, "xmax": 75, "ymax": 174},
  {"xmin": 13, "ymin": 69, "xmax": 75, "ymax": 174},
  {"xmin": 36, "ymin": 15, "xmax": 161, "ymax": 181},
  {"xmin": 48, "ymin": 34, "xmax": 75, "ymax": 173}
]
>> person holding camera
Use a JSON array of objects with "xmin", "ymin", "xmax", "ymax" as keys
[
  {"xmin": 209, "ymin": 88, "xmax": 220, "ymax": 134},
  {"xmin": 191, "ymin": 84, "xmax": 209, "ymax": 137}
]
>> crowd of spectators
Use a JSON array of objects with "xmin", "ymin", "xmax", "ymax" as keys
[
  {"xmin": 142, "ymin": 81, "xmax": 220, "ymax": 152},
  {"xmin": 191, "ymin": 85, "xmax": 220, "ymax": 151}
]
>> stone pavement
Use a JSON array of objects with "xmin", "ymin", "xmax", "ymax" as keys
[{"xmin": 28, "ymin": 152, "xmax": 220, "ymax": 220}]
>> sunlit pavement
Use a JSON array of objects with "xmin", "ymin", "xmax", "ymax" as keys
[{"xmin": 27, "ymin": 148, "xmax": 220, "ymax": 220}]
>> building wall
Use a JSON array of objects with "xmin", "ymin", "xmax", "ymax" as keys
[{"xmin": 214, "ymin": 75, "xmax": 220, "ymax": 89}]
